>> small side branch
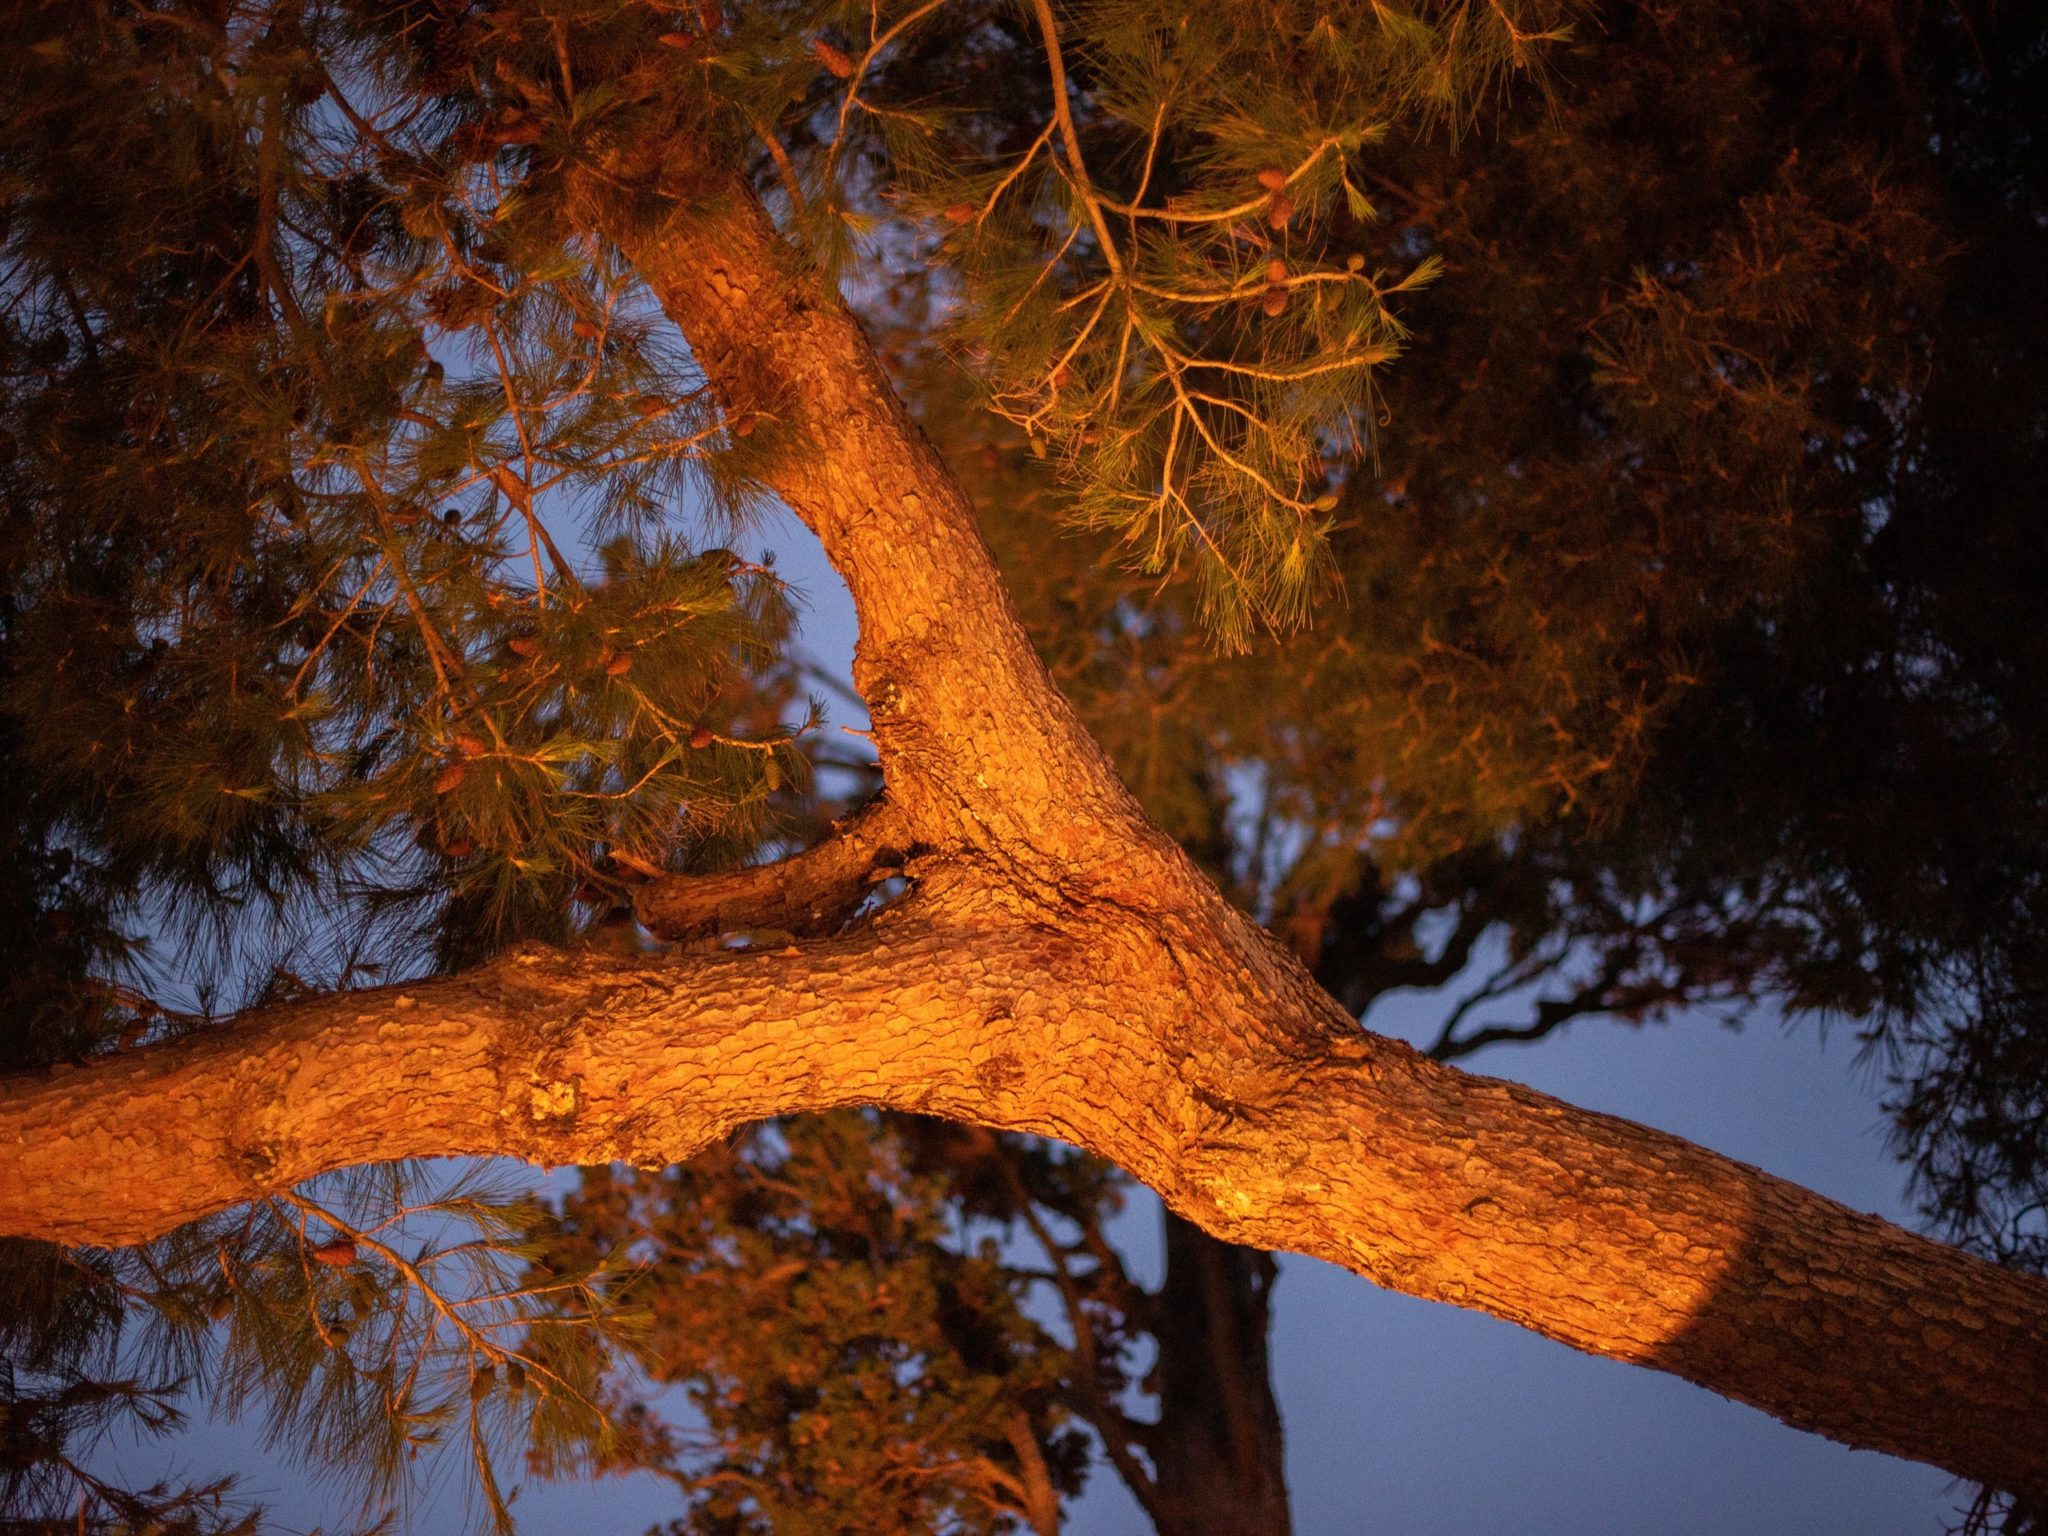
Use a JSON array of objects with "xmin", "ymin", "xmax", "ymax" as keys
[{"xmin": 633, "ymin": 796, "xmax": 910, "ymax": 943}]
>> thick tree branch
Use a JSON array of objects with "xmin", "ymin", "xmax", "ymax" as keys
[
  {"xmin": 5, "ymin": 884, "xmax": 2047, "ymax": 1494},
  {"xmin": 575, "ymin": 164, "xmax": 1163, "ymax": 878}
]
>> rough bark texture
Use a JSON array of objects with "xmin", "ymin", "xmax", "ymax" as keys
[
  {"xmin": 9, "ymin": 900, "xmax": 2047, "ymax": 1493},
  {"xmin": 5, "ymin": 158, "xmax": 2048, "ymax": 1502},
  {"xmin": 634, "ymin": 794, "xmax": 910, "ymax": 942},
  {"xmin": 1149, "ymin": 1213, "xmax": 1293, "ymax": 1536}
]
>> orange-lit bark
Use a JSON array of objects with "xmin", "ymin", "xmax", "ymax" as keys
[
  {"xmin": 5, "ymin": 156, "xmax": 2048, "ymax": 1502},
  {"xmin": 8, "ymin": 883, "xmax": 2047, "ymax": 1492}
]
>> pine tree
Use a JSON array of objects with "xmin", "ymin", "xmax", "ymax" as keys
[{"xmin": 4, "ymin": 0, "xmax": 2048, "ymax": 1532}]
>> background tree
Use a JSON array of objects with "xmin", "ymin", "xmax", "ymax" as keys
[{"xmin": 3, "ymin": 0, "xmax": 2048, "ymax": 1532}]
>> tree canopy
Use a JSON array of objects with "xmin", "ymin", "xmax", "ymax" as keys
[{"xmin": 2, "ymin": 0, "xmax": 2047, "ymax": 1532}]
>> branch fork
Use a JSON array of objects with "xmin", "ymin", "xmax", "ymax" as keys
[{"xmin": 3, "ymin": 146, "xmax": 2047, "ymax": 1501}]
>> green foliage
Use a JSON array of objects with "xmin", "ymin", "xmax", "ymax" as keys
[
  {"xmin": 543, "ymin": 1115, "xmax": 1140, "ymax": 1535},
  {"xmin": 203, "ymin": 1165, "xmax": 641, "ymax": 1531},
  {"xmin": 705, "ymin": 0, "xmax": 1574, "ymax": 643},
  {"xmin": 0, "ymin": 2, "xmax": 803, "ymax": 1524},
  {"xmin": 0, "ymin": 0, "xmax": 811, "ymax": 993},
  {"xmin": 0, "ymin": 1240, "xmax": 262, "ymax": 1536},
  {"xmin": 2, "ymin": 1161, "xmax": 637, "ymax": 1535},
  {"xmin": 942, "ymin": 0, "xmax": 2048, "ymax": 1289}
]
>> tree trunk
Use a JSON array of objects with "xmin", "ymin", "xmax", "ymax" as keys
[
  {"xmin": 1148, "ymin": 1212, "xmax": 1293, "ymax": 1536},
  {"xmin": 6, "ymin": 155, "xmax": 2048, "ymax": 1504}
]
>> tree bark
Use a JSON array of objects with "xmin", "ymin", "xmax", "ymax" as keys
[
  {"xmin": 8, "ymin": 871, "xmax": 2048, "ymax": 1494},
  {"xmin": 5, "ymin": 155, "xmax": 2048, "ymax": 1504}
]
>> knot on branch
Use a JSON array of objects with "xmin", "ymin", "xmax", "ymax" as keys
[{"xmin": 633, "ymin": 795, "xmax": 910, "ymax": 943}]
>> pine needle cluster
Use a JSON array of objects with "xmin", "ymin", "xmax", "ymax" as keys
[
  {"xmin": 3, "ymin": 1162, "xmax": 641, "ymax": 1535},
  {"xmin": 1, "ymin": 3, "xmax": 808, "ymax": 1523},
  {"xmin": 1, "ymin": 0, "xmax": 812, "ymax": 994},
  {"xmin": 707, "ymin": 0, "xmax": 1572, "ymax": 643}
]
